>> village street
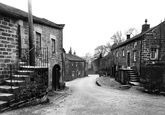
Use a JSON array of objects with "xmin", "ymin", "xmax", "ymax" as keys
[{"xmin": 3, "ymin": 74, "xmax": 165, "ymax": 115}]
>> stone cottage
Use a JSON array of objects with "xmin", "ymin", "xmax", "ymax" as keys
[
  {"xmin": 0, "ymin": 2, "xmax": 65, "ymax": 108},
  {"xmin": 111, "ymin": 19, "xmax": 165, "ymax": 85},
  {"xmin": 64, "ymin": 48, "xmax": 86, "ymax": 81}
]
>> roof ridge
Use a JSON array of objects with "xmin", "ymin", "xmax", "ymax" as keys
[
  {"xmin": 66, "ymin": 54, "xmax": 85, "ymax": 61},
  {"xmin": 111, "ymin": 23, "xmax": 161, "ymax": 50},
  {"xmin": 0, "ymin": 2, "xmax": 65, "ymax": 29}
]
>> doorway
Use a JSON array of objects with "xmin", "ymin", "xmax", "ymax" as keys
[
  {"xmin": 52, "ymin": 64, "xmax": 61, "ymax": 90},
  {"xmin": 127, "ymin": 52, "xmax": 131, "ymax": 67}
]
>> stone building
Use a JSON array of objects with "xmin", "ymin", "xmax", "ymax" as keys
[
  {"xmin": 64, "ymin": 48, "xmax": 86, "ymax": 81},
  {"xmin": 111, "ymin": 19, "xmax": 165, "ymax": 85},
  {"xmin": 0, "ymin": 2, "xmax": 65, "ymax": 107}
]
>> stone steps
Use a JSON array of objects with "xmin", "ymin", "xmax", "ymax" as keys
[
  {"xmin": 17, "ymin": 70, "xmax": 33, "ymax": 75},
  {"xmin": 0, "ymin": 61, "xmax": 35, "ymax": 111},
  {"xmin": 127, "ymin": 70, "xmax": 140, "ymax": 85},
  {"xmin": 20, "ymin": 66, "xmax": 48, "ymax": 69},
  {"xmin": 5, "ymin": 80, "xmax": 25, "ymax": 86},
  {"xmin": 0, "ymin": 86, "xmax": 19, "ymax": 94},
  {"xmin": 12, "ymin": 75, "xmax": 30, "ymax": 82},
  {"xmin": 129, "ymin": 81, "xmax": 140, "ymax": 86},
  {"xmin": 0, "ymin": 101, "xmax": 7, "ymax": 111},
  {"xmin": 0, "ymin": 93, "xmax": 15, "ymax": 101}
]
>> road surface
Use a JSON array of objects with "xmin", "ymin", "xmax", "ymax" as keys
[{"xmin": 3, "ymin": 75, "xmax": 165, "ymax": 115}]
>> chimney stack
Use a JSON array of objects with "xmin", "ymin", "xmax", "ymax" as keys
[
  {"xmin": 141, "ymin": 19, "xmax": 150, "ymax": 33},
  {"xmin": 127, "ymin": 34, "xmax": 130, "ymax": 39},
  {"xmin": 73, "ymin": 51, "xmax": 76, "ymax": 55},
  {"xmin": 69, "ymin": 47, "xmax": 72, "ymax": 54}
]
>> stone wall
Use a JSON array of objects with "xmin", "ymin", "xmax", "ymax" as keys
[
  {"xmin": 112, "ymin": 22, "xmax": 165, "ymax": 75},
  {"xmin": 0, "ymin": 14, "xmax": 63, "ymax": 90},
  {"xmin": 0, "ymin": 15, "xmax": 19, "ymax": 79},
  {"xmin": 112, "ymin": 39, "xmax": 142, "ymax": 74},
  {"xmin": 19, "ymin": 68, "xmax": 48, "ymax": 100},
  {"xmin": 141, "ymin": 22, "xmax": 165, "ymax": 65},
  {"xmin": 64, "ymin": 60, "xmax": 85, "ymax": 81},
  {"xmin": 20, "ymin": 21, "xmax": 63, "ymax": 90}
]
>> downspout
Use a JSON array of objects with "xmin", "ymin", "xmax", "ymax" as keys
[
  {"xmin": 61, "ymin": 29, "xmax": 64, "ymax": 82},
  {"xmin": 28, "ymin": 0, "xmax": 35, "ymax": 66}
]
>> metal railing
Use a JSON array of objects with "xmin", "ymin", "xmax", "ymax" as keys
[{"xmin": 20, "ymin": 47, "xmax": 49, "ymax": 67}]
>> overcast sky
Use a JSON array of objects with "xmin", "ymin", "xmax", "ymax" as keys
[{"xmin": 1, "ymin": 0, "xmax": 165, "ymax": 57}]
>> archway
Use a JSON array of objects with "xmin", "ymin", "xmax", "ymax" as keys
[{"xmin": 52, "ymin": 64, "xmax": 61, "ymax": 91}]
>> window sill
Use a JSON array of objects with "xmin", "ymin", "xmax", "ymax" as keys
[{"xmin": 150, "ymin": 58, "xmax": 158, "ymax": 61}]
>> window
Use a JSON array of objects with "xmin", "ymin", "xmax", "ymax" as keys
[
  {"xmin": 50, "ymin": 34, "xmax": 57, "ymax": 54},
  {"xmin": 72, "ymin": 62, "xmax": 74, "ymax": 66},
  {"xmin": 122, "ymin": 49, "xmax": 125, "ymax": 57},
  {"xmin": 116, "ymin": 51, "xmax": 118, "ymax": 57},
  {"xmin": 36, "ymin": 32, "xmax": 41, "ymax": 49},
  {"xmin": 133, "ymin": 51, "xmax": 136, "ymax": 61},
  {"xmin": 72, "ymin": 71, "xmax": 74, "ymax": 77},
  {"xmin": 150, "ymin": 48, "xmax": 158, "ymax": 60},
  {"xmin": 76, "ymin": 62, "xmax": 78, "ymax": 67},
  {"xmin": 52, "ymin": 39, "xmax": 55, "ymax": 53},
  {"xmin": 133, "ymin": 42, "xmax": 137, "ymax": 48}
]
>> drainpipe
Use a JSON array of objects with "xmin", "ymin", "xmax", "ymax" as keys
[
  {"xmin": 61, "ymin": 29, "xmax": 64, "ymax": 82},
  {"xmin": 28, "ymin": 0, "xmax": 35, "ymax": 66}
]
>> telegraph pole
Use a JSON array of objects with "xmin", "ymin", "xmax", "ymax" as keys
[{"xmin": 28, "ymin": 0, "xmax": 35, "ymax": 66}]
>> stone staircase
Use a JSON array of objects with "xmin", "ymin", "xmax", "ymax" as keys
[
  {"xmin": 127, "ymin": 69, "xmax": 140, "ymax": 86},
  {"xmin": 0, "ymin": 61, "xmax": 34, "ymax": 111}
]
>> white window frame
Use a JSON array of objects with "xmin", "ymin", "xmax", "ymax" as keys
[
  {"xmin": 134, "ymin": 41, "xmax": 137, "ymax": 48},
  {"xmin": 133, "ymin": 50, "xmax": 136, "ymax": 62},
  {"xmin": 116, "ymin": 51, "xmax": 118, "ymax": 57},
  {"xmin": 150, "ymin": 48, "xmax": 158, "ymax": 60},
  {"xmin": 122, "ymin": 49, "xmax": 125, "ymax": 57},
  {"xmin": 72, "ymin": 71, "xmax": 74, "ymax": 77},
  {"xmin": 76, "ymin": 62, "xmax": 78, "ymax": 67}
]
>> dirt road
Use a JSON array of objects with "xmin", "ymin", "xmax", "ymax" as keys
[{"xmin": 3, "ymin": 75, "xmax": 165, "ymax": 115}]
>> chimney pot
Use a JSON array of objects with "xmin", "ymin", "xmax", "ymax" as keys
[
  {"xmin": 127, "ymin": 34, "xmax": 130, "ymax": 39},
  {"xmin": 141, "ymin": 19, "xmax": 150, "ymax": 33},
  {"xmin": 73, "ymin": 51, "xmax": 76, "ymax": 55},
  {"xmin": 145, "ymin": 19, "xmax": 147, "ymax": 24}
]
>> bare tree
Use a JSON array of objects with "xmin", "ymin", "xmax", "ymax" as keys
[
  {"xmin": 83, "ymin": 53, "xmax": 94, "ymax": 69},
  {"xmin": 83, "ymin": 53, "xmax": 93, "ymax": 62},
  {"xmin": 125, "ymin": 28, "xmax": 139, "ymax": 37},
  {"xmin": 106, "ymin": 42, "xmax": 112, "ymax": 53},
  {"xmin": 110, "ymin": 31, "xmax": 125, "ymax": 44},
  {"xmin": 94, "ymin": 45, "xmax": 107, "ymax": 58}
]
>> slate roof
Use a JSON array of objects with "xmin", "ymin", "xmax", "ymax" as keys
[
  {"xmin": 111, "ymin": 23, "xmax": 161, "ymax": 50},
  {"xmin": 66, "ymin": 54, "xmax": 85, "ymax": 62},
  {"xmin": 0, "ymin": 2, "xmax": 65, "ymax": 29}
]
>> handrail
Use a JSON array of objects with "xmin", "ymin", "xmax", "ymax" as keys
[
  {"xmin": 21, "ymin": 47, "xmax": 48, "ymax": 67},
  {"xmin": 26, "ymin": 47, "xmax": 35, "ymax": 54},
  {"xmin": 21, "ymin": 47, "xmax": 35, "ymax": 58}
]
